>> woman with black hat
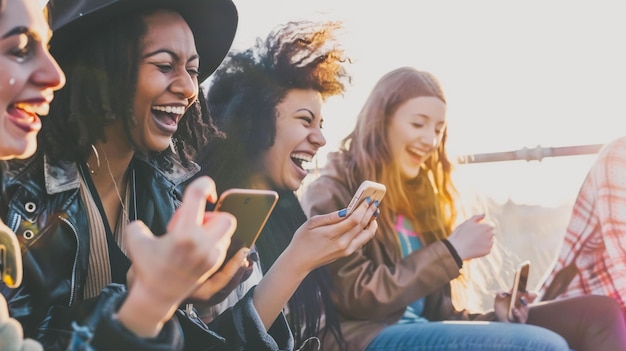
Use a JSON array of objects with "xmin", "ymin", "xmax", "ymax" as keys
[
  {"xmin": 0, "ymin": 0, "xmax": 65, "ymax": 349},
  {"xmin": 1, "ymin": 0, "xmax": 294, "ymax": 350}
]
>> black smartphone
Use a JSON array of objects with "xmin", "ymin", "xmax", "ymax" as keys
[
  {"xmin": 214, "ymin": 188, "xmax": 279, "ymax": 264},
  {"xmin": 508, "ymin": 260, "xmax": 531, "ymax": 321},
  {"xmin": 346, "ymin": 180, "xmax": 386, "ymax": 215},
  {"xmin": 0, "ymin": 224, "xmax": 22, "ymax": 288}
]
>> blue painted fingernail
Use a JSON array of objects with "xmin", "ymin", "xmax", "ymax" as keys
[
  {"xmin": 374, "ymin": 200, "xmax": 379, "ymax": 207},
  {"xmin": 338, "ymin": 208, "xmax": 347, "ymax": 218},
  {"xmin": 374, "ymin": 209, "xmax": 380, "ymax": 218},
  {"xmin": 365, "ymin": 197, "xmax": 371, "ymax": 204}
]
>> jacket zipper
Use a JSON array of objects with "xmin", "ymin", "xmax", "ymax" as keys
[
  {"xmin": 59, "ymin": 216, "xmax": 80, "ymax": 306},
  {"xmin": 9, "ymin": 211, "xmax": 81, "ymax": 307},
  {"xmin": 7, "ymin": 213, "xmax": 19, "ymax": 235}
]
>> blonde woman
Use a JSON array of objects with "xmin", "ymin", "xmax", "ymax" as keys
[{"xmin": 301, "ymin": 66, "xmax": 626, "ymax": 351}]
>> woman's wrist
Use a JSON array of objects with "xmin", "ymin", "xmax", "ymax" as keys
[
  {"xmin": 254, "ymin": 250, "xmax": 308, "ymax": 328},
  {"xmin": 278, "ymin": 245, "xmax": 315, "ymax": 276},
  {"xmin": 116, "ymin": 282, "xmax": 179, "ymax": 338},
  {"xmin": 442, "ymin": 239, "xmax": 464, "ymax": 268}
]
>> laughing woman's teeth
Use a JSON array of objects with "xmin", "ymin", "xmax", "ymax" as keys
[
  {"xmin": 290, "ymin": 153, "xmax": 313, "ymax": 163},
  {"xmin": 408, "ymin": 147, "xmax": 424, "ymax": 157},
  {"xmin": 290, "ymin": 153, "xmax": 313, "ymax": 170},
  {"xmin": 14, "ymin": 102, "xmax": 50, "ymax": 116},
  {"xmin": 152, "ymin": 106, "xmax": 185, "ymax": 114}
]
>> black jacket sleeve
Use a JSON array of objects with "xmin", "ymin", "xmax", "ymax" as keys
[
  {"xmin": 67, "ymin": 284, "xmax": 184, "ymax": 351},
  {"xmin": 205, "ymin": 287, "xmax": 294, "ymax": 351}
]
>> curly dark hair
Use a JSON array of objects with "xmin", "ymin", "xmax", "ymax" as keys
[
  {"xmin": 198, "ymin": 20, "xmax": 350, "ymax": 190},
  {"xmin": 39, "ymin": 8, "xmax": 219, "ymax": 170},
  {"xmin": 195, "ymin": 20, "xmax": 351, "ymax": 349}
]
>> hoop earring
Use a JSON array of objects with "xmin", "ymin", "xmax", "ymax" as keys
[{"xmin": 86, "ymin": 144, "xmax": 101, "ymax": 174}]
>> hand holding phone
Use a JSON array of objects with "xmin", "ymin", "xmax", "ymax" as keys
[
  {"xmin": 346, "ymin": 180, "xmax": 386, "ymax": 216},
  {"xmin": 508, "ymin": 260, "xmax": 531, "ymax": 321}
]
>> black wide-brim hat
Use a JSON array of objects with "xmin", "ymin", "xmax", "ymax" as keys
[{"xmin": 47, "ymin": 0, "xmax": 238, "ymax": 82}]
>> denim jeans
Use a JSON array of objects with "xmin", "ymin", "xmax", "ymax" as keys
[{"xmin": 365, "ymin": 320, "xmax": 571, "ymax": 351}]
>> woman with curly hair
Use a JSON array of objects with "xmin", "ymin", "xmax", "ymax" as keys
[
  {"xmin": 300, "ymin": 66, "xmax": 626, "ymax": 351},
  {"xmin": 193, "ymin": 20, "xmax": 379, "ymax": 350}
]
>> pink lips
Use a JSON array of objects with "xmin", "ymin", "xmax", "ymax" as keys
[{"xmin": 6, "ymin": 105, "xmax": 41, "ymax": 133}]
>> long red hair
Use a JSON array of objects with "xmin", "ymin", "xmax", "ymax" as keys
[{"xmin": 339, "ymin": 67, "xmax": 458, "ymax": 253}]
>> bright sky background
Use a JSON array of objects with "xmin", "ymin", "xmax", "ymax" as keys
[
  {"xmin": 40, "ymin": 0, "xmax": 625, "ymax": 206},
  {"xmin": 228, "ymin": 0, "xmax": 626, "ymax": 206}
]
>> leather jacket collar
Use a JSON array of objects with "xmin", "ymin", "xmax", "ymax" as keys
[{"xmin": 40, "ymin": 150, "xmax": 200, "ymax": 196}]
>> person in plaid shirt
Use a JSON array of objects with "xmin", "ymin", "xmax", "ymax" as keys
[{"xmin": 540, "ymin": 136, "xmax": 626, "ymax": 311}]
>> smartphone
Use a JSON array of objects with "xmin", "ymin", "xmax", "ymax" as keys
[
  {"xmin": 214, "ymin": 188, "xmax": 279, "ymax": 264},
  {"xmin": 346, "ymin": 180, "xmax": 386, "ymax": 215},
  {"xmin": 508, "ymin": 260, "xmax": 531, "ymax": 321},
  {"xmin": 0, "ymin": 226, "xmax": 22, "ymax": 288}
]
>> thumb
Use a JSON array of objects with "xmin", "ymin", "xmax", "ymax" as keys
[
  {"xmin": 527, "ymin": 291, "xmax": 538, "ymax": 303},
  {"xmin": 495, "ymin": 291, "xmax": 510, "ymax": 302},
  {"xmin": 305, "ymin": 210, "xmax": 344, "ymax": 229},
  {"xmin": 125, "ymin": 220, "xmax": 154, "ymax": 260},
  {"xmin": 166, "ymin": 208, "xmax": 182, "ymax": 233},
  {"xmin": 21, "ymin": 339, "xmax": 43, "ymax": 351},
  {"xmin": 470, "ymin": 214, "xmax": 486, "ymax": 222},
  {"xmin": 0, "ymin": 318, "xmax": 24, "ymax": 350},
  {"xmin": 0, "ymin": 295, "xmax": 9, "ymax": 324}
]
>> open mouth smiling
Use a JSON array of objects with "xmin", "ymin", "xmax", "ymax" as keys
[
  {"xmin": 7, "ymin": 102, "xmax": 49, "ymax": 133},
  {"xmin": 13, "ymin": 102, "xmax": 50, "ymax": 117},
  {"xmin": 151, "ymin": 105, "xmax": 186, "ymax": 133},
  {"xmin": 290, "ymin": 152, "xmax": 313, "ymax": 171}
]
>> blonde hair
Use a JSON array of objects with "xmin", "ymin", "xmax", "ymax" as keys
[{"xmin": 340, "ymin": 67, "xmax": 457, "ymax": 252}]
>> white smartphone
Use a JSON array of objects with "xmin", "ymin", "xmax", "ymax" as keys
[
  {"xmin": 214, "ymin": 188, "xmax": 279, "ymax": 263},
  {"xmin": 508, "ymin": 260, "xmax": 531, "ymax": 321},
  {"xmin": 346, "ymin": 180, "xmax": 386, "ymax": 215}
]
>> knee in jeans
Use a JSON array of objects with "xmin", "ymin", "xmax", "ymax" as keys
[{"xmin": 529, "ymin": 326, "xmax": 570, "ymax": 351}]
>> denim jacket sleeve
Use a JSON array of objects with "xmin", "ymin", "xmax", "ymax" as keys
[
  {"xmin": 67, "ymin": 284, "xmax": 184, "ymax": 351},
  {"xmin": 207, "ymin": 287, "xmax": 294, "ymax": 351}
]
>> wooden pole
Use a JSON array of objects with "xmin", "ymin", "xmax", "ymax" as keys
[{"xmin": 456, "ymin": 144, "xmax": 604, "ymax": 164}]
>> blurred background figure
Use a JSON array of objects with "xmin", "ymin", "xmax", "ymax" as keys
[{"xmin": 540, "ymin": 136, "xmax": 626, "ymax": 314}]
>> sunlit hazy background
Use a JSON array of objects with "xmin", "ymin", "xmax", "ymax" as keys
[
  {"xmin": 229, "ymin": 0, "xmax": 626, "ymax": 208},
  {"xmin": 228, "ymin": 0, "xmax": 626, "ymax": 310}
]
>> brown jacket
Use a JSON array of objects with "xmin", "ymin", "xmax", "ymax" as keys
[{"xmin": 300, "ymin": 152, "xmax": 495, "ymax": 351}]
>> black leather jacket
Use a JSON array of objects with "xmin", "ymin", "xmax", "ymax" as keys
[{"xmin": 0, "ymin": 151, "xmax": 293, "ymax": 351}]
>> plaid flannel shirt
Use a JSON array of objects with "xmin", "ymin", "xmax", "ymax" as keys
[{"xmin": 539, "ymin": 137, "xmax": 626, "ymax": 309}]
